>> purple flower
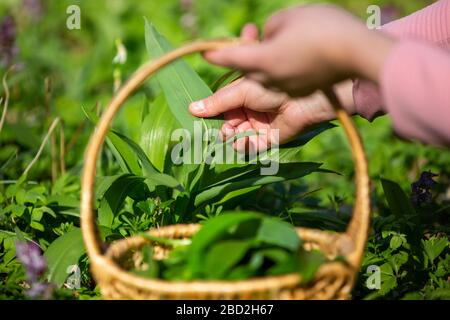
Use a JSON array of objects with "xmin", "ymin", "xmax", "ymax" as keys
[
  {"xmin": 26, "ymin": 282, "xmax": 54, "ymax": 300},
  {"xmin": 411, "ymin": 171, "xmax": 438, "ymax": 205},
  {"xmin": 0, "ymin": 15, "xmax": 19, "ymax": 67},
  {"xmin": 15, "ymin": 241, "xmax": 47, "ymax": 282},
  {"xmin": 15, "ymin": 241, "xmax": 54, "ymax": 299}
]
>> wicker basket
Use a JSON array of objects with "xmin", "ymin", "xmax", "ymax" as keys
[{"xmin": 80, "ymin": 40, "xmax": 371, "ymax": 300}]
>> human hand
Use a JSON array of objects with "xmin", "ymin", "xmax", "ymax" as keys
[
  {"xmin": 189, "ymin": 78, "xmax": 356, "ymax": 152},
  {"xmin": 203, "ymin": 4, "xmax": 395, "ymax": 97}
]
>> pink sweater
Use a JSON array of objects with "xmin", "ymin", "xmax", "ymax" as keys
[{"xmin": 353, "ymin": 0, "xmax": 450, "ymax": 147}]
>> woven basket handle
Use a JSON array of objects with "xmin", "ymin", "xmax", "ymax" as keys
[{"xmin": 80, "ymin": 39, "xmax": 370, "ymax": 269}]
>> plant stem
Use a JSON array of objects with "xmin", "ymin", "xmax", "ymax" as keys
[
  {"xmin": 0, "ymin": 67, "xmax": 14, "ymax": 137},
  {"xmin": 22, "ymin": 117, "xmax": 60, "ymax": 178},
  {"xmin": 51, "ymin": 128, "xmax": 58, "ymax": 182},
  {"xmin": 59, "ymin": 122, "xmax": 66, "ymax": 175}
]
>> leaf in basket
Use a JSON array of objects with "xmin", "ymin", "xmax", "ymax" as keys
[
  {"xmin": 187, "ymin": 211, "xmax": 261, "ymax": 277},
  {"xmin": 132, "ymin": 246, "xmax": 161, "ymax": 279},
  {"xmin": 266, "ymin": 253, "xmax": 298, "ymax": 276},
  {"xmin": 161, "ymin": 245, "xmax": 192, "ymax": 280},
  {"xmin": 204, "ymin": 240, "xmax": 254, "ymax": 279},
  {"xmin": 256, "ymin": 217, "xmax": 301, "ymax": 251},
  {"xmin": 45, "ymin": 228, "xmax": 85, "ymax": 287},
  {"xmin": 296, "ymin": 250, "xmax": 326, "ymax": 284},
  {"xmin": 256, "ymin": 248, "xmax": 292, "ymax": 266},
  {"xmin": 226, "ymin": 265, "xmax": 256, "ymax": 280}
]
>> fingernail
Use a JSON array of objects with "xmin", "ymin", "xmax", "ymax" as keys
[{"xmin": 190, "ymin": 100, "xmax": 205, "ymax": 114}]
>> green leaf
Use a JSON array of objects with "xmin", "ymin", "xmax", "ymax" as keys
[
  {"xmin": 388, "ymin": 251, "xmax": 409, "ymax": 274},
  {"xmin": 30, "ymin": 221, "xmax": 45, "ymax": 232},
  {"xmin": 289, "ymin": 207, "xmax": 347, "ymax": 231},
  {"xmin": 140, "ymin": 95, "xmax": 178, "ymax": 173},
  {"xmin": 145, "ymin": 20, "xmax": 224, "ymax": 192},
  {"xmin": 10, "ymin": 204, "xmax": 26, "ymax": 217},
  {"xmin": 214, "ymin": 185, "xmax": 261, "ymax": 206},
  {"xmin": 378, "ymin": 263, "xmax": 397, "ymax": 295},
  {"xmin": 194, "ymin": 162, "xmax": 321, "ymax": 206},
  {"xmin": 381, "ymin": 178, "xmax": 416, "ymax": 217},
  {"xmin": 422, "ymin": 237, "xmax": 449, "ymax": 264},
  {"xmin": 31, "ymin": 208, "xmax": 44, "ymax": 222},
  {"xmin": 259, "ymin": 123, "xmax": 335, "ymax": 163},
  {"xmin": 107, "ymin": 132, "xmax": 142, "ymax": 175},
  {"xmin": 111, "ymin": 130, "xmax": 159, "ymax": 175},
  {"xmin": 45, "ymin": 228, "xmax": 85, "ymax": 287},
  {"xmin": 36, "ymin": 206, "xmax": 57, "ymax": 218},
  {"xmin": 139, "ymin": 233, "xmax": 191, "ymax": 248},
  {"xmin": 188, "ymin": 211, "xmax": 261, "ymax": 276},
  {"xmin": 95, "ymin": 175, "xmax": 126, "ymax": 200},
  {"xmin": 82, "ymin": 105, "xmax": 142, "ymax": 175},
  {"xmin": 144, "ymin": 20, "xmax": 222, "ymax": 133},
  {"xmin": 389, "ymin": 234, "xmax": 406, "ymax": 251},
  {"xmin": 296, "ymin": 250, "xmax": 326, "ymax": 284},
  {"xmin": 145, "ymin": 173, "xmax": 183, "ymax": 191},
  {"xmin": 97, "ymin": 175, "xmax": 147, "ymax": 228},
  {"xmin": 256, "ymin": 217, "xmax": 301, "ymax": 251},
  {"xmin": 204, "ymin": 240, "xmax": 253, "ymax": 279}
]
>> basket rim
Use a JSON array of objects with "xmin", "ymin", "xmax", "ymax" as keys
[
  {"xmin": 95, "ymin": 256, "xmax": 350, "ymax": 295},
  {"xmin": 93, "ymin": 223, "xmax": 353, "ymax": 294}
]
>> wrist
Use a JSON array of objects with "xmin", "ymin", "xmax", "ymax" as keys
[{"xmin": 348, "ymin": 31, "xmax": 396, "ymax": 83}]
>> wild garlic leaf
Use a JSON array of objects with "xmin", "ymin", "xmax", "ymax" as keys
[
  {"xmin": 97, "ymin": 174, "xmax": 146, "ymax": 228},
  {"xmin": 256, "ymin": 217, "xmax": 301, "ymax": 251},
  {"xmin": 187, "ymin": 212, "xmax": 261, "ymax": 276},
  {"xmin": 204, "ymin": 239, "xmax": 254, "ymax": 279},
  {"xmin": 144, "ymin": 20, "xmax": 222, "ymax": 133},
  {"xmin": 45, "ymin": 228, "xmax": 85, "ymax": 287},
  {"xmin": 297, "ymin": 250, "xmax": 326, "ymax": 284},
  {"xmin": 194, "ymin": 162, "xmax": 321, "ymax": 206},
  {"xmin": 381, "ymin": 178, "xmax": 416, "ymax": 217},
  {"xmin": 140, "ymin": 95, "xmax": 177, "ymax": 173}
]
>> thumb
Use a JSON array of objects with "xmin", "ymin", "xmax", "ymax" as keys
[{"xmin": 189, "ymin": 80, "xmax": 248, "ymax": 117}]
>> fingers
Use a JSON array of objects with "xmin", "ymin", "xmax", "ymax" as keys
[
  {"xmin": 263, "ymin": 10, "xmax": 289, "ymax": 39},
  {"xmin": 221, "ymin": 108, "xmax": 247, "ymax": 140},
  {"xmin": 222, "ymin": 110, "xmax": 273, "ymax": 153},
  {"xmin": 240, "ymin": 23, "xmax": 259, "ymax": 41},
  {"xmin": 246, "ymin": 109, "xmax": 271, "ymax": 152},
  {"xmin": 203, "ymin": 42, "xmax": 267, "ymax": 71},
  {"xmin": 189, "ymin": 80, "xmax": 249, "ymax": 117}
]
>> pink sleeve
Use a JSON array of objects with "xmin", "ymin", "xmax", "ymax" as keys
[
  {"xmin": 352, "ymin": 0, "xmax": 450, "ymax": 136},
  {"xmin": 380, "ymin": 40, "xmax": 450, "ymax": 146}
]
